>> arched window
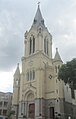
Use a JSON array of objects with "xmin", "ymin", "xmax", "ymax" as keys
[
  {"xmin": 33, "ymin": 36, "xmax": 35, "ymax": 53},
  {"xmin": 47, "ymin": 40, "xmax": 48, "ymax": 55},
  {"xmin": 44, "ymin": 38, "xmax": 46, "ymax": 54},
  {"xmin": 33, "ymin": 70, "xmax": 35, "ymax": 80},
  {"xmin": 30, "ymin": 38, "xmax": 32, "ymax": 54},
  {"xmin": 34, "ymin": 19, "xmax": 37, "ymax": 24},
  {"xmin": 44, "ymin": 37, "xmax": 49, "ymax": 55},
  {"xmin": 55, "ymin": 66, "xmax": 57, "ymax": 73},
  {"xmin": 26, "ymin": 70, "xmax": 35, "ymax": 81},
  {"xmin": 29, "ymin": 35, "xmax": 35, "ymax": 55},
  {"xmin": 58, "ymin": 65, "xmax": 60, "ymax": 70},
  {"xmin": 30, "ymin": 71, "xmax": 32, "ymax": 80}
]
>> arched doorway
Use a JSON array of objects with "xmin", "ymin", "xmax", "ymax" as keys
[
  {"xmin": 27, "ymin": 93, "xmax": 35, "ymax": 119},
  {"xmin": 27, "ymin": 91, "xmax": 35, "ymax": 119},
  {"xmin": 29, "ymin": 103, "xmax": 35, "ymax": 118}
]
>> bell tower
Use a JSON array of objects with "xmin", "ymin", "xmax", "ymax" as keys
[
  {"xmin": 24, "ymin": 4, "xmax": 52, "ymax": 59},
  {"xmin": 19, "ymin": 4, "xmax": 53, "ymax": 119}
]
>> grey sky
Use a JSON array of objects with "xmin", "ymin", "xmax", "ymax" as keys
[{"xmin": 0, "ymin": 0, "xmax": 76, "ymax": 71}]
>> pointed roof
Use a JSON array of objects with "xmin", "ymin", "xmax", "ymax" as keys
[
  {"xmin": 32, "ymin": 4, "xmax": 45, "ymax": 28},
  {"xmin": 54, "ymin": 48, "xmax": 62, "ymax": 62},
  {"xmin": 14, "ymin": 63, "xmax": 20, "ymax": 76}
]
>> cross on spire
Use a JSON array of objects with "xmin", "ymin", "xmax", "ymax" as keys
[{"xmin": 38, "ymin": 2, "xmax": 40, "ymax": 7}]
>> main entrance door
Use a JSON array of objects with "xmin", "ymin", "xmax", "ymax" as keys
[{"xmin": 29, "ymin": 103, "xmax": 35, "ymax": 119}]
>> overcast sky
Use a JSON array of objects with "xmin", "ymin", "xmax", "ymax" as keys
[{"xmin": 0, "ymin": 0, "xmax": 76, "ymax": 92}]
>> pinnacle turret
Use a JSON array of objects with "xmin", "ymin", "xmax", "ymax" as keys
[
  {"xmin": 54, "ymin": 48, "xmax": 62, "ymax": 62},
  {"xmin": 14, "ymin": 63, "xmax": 20, "ymax": 76}
]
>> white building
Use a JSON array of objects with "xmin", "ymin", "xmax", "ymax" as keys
[
  {"xmin": 12, "ymin": 4, "xmax": 76, "ymax": 119},
  {"xmin": 0, "ymin": 92, "xmax": 12, "ymax": 119}
]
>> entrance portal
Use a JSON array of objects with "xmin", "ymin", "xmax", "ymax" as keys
[{"xmin": 29, "ymin": 103, "xmax": 35, "ymax": 119}]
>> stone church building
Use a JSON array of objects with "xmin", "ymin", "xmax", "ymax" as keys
[{"xmin": 12, "ymin": 5, "xmax": 76, "ymax": 119}]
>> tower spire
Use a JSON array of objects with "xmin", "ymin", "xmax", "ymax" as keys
[{"xmin": 32, "ymin": 3, "xmax": 45, "ymax": 28}]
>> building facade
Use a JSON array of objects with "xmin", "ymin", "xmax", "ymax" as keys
[
  {"xmin": 0, "ymin": 92, "xmax": 12, "ymax": 119},
  {"xmin": 12, "ymin": 5, "xmax": 76, "ymax": 119}
]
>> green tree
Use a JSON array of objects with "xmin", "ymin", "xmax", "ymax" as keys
[
  {"xmin": 8, "ymin": 110, "xmax": 15, "ymax": 119},
  {"xmin": 58, "ymin": 58, "xmax": 76, "ymax": 89}
]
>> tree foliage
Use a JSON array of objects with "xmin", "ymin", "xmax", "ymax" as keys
[
  {"xmin": 8, "ymin": 110, "xmax": 15, "ymax": 118},
  {"xmin": 58, "ymin": 58, "xmax": 76, "ymax": 89}
]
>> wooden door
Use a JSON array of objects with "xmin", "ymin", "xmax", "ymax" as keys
[{"xmin": 29, "ymin": 103, "xmax": 35, "ymax": 119}]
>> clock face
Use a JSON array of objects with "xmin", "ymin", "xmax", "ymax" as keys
[{"xmin": 49, "ymin": 74, "xmax": 52, "ymax": 79}]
